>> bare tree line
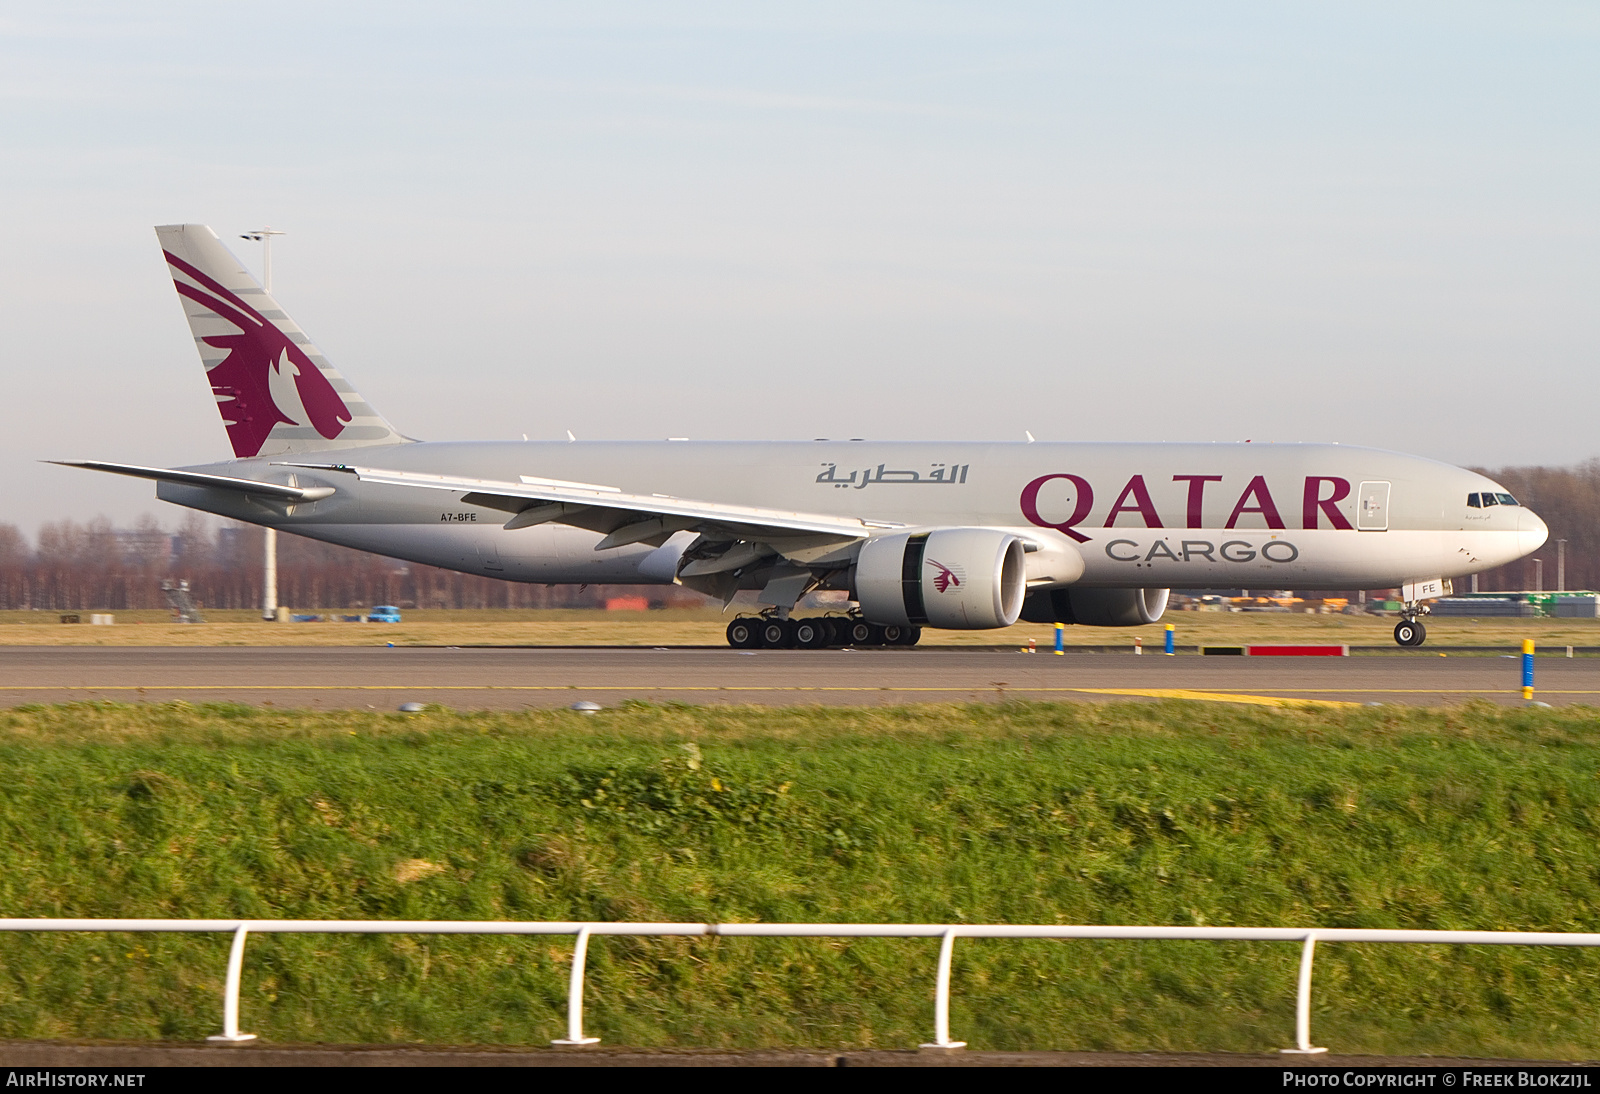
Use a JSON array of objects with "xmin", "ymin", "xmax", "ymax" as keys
[
  {"xmin": 1464, "ymin": 462, "xmax": 1600, "ymax": 593},
  {"xmin": 0, "ymin": 514, "xmax": 702, "ymax": 612}
]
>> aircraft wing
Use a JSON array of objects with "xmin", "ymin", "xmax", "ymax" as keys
[
  {"xmin": 287, "ymin": 462, "xmax": 895, "ymax": 550},
  {"xmin": 48, "ymin": 460, "xmax": 335, "ymax": 502}
]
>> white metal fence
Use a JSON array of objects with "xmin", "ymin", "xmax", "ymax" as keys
[{"xmin": 3, "ymin": 919, "xmax": 1599, "ymax": 1052}]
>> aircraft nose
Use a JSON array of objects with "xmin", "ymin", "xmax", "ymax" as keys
[{"xmin": 1520, "ymin": 507, "xmax": 1550, "ymax": 557}]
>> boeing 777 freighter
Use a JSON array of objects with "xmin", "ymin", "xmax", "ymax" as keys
[{"xmin": 55, "ymin": 225, "xmax": 1547, "ymax": 648}]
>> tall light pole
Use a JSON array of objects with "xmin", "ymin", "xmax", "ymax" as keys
[
  {"xmin": 1557, "ymin": 539, "xmax": 1567, "ymax": 593},
  {"xmin": 1534, "ymin": 558, "xmax": 1543, "ymax": 593},
  {"xmin": 240, "ymin": 227, "xmax": 286, "ymax": 622}
]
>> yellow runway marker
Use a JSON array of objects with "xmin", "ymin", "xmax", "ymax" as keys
[
  {"xmin": 1062, "ymin": 688, "xmax": 1359, "ymax": 709},
  {"xmin": 1202, "ymin": 688, "xmax": 1600, "ymax": 696}
]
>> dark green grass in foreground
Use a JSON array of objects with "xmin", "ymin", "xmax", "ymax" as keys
[{"xmin": 1, "ymin": 699, "xmax": 1599, "ymax": 1056}]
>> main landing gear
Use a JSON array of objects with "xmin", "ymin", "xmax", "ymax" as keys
[{"xmin": 726, "ymin": 615, "xmax": 921, "ymax": 650}]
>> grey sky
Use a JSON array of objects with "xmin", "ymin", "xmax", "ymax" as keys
[{"xmin": 2, "ymin": 2, "xmax": 1596, "ymax": 534}]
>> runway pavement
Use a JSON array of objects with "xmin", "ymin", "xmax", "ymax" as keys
[{"xmin": 0, "ymin": 645, "xmax": 1592, "ymax": 709}]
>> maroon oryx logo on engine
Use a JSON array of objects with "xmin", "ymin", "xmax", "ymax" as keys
[{"xmin": 927, "ymin": 558, "xmax": 962, "ymax": 594}]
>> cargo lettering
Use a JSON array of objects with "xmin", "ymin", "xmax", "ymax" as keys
[{"xmin": 1103, "ymin": 538, "xmax": 1299, "ymax": 564}]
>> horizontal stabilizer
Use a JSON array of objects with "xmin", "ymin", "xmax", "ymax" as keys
[{"xmin": 47, "ymin": 461, "xmax": 335, "ymax": 502}]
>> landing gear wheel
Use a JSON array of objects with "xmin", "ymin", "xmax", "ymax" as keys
[
  {"xmin": 1394, "ymin": 620, "xmax": 1426, "ymax": 647},
  {"xmin": 726, "ymin": 618, "xmax": 760, "ymax": 649},
  {"xmin": 847, "ymin": 620, "xmax": 884, "ymax": 646},
  {"xmin": 792, "ymin": 618, "xmax": 829, "ymax": 649},
  {"xmin": 880, "ymin": 624, "xmax": 906, "ymax": 646},
  {"xmin": 894, "ymin": 625, "xmax": 922, "ymax": 648},
  {"xmin": 760, "ymin": 619, "xmax": 796, "ymax": 649}
]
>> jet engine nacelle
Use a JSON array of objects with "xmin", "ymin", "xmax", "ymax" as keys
[
  {"xmin": 854, "ymin": 528, "xmax": 1027, "ymax": 630},
  {"xmin": 1021, "ymin": 586, "xmax": 1170, "ymax": 627}
]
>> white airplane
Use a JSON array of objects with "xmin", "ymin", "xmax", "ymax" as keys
[{"xmin": 55, "ymin": 224, "xmax": 1546, "ymax": 649}]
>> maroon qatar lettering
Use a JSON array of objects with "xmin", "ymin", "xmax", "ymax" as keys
[
  {"xmin": 1172, "ymin": 475, "xmax": 1222, "ymax": 529},
  {"xmin": 1022, "ymin": 474, "xmax": 1348, "ymax": 534},
  {"xmin": 1019, "ymin": 474, "xmax": 1094, "ymax": 543},
  {"xmin": 1302, "ymin": 476, "xmax": 1353, "ymax": 530},
  {"xmin": 1224, "ymin": 475, "xmax": 1285, "ymax": 530},
  {"xmin": 1103, "ymin": 475, "xmax": 1163, "ymax": 528}
]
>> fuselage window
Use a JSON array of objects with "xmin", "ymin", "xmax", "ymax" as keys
[
  {"xmin": 1467, "ymin": 493, "xmax": 1481, "ymax": 508},
  {"xmin": 1482, "ymin": 493, "xmax": 1499, "ymax": 506},
  {"xmin": 1496, "ymin": 493, "xmax": 1519, "ymax": 506}
]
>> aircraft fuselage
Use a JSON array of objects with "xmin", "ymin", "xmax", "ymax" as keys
[{"xmin": 156, "ymin": 439, "xmax": 1546, "ymax": 592}]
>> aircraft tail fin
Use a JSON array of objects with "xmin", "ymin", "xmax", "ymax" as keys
[{"xmin": 156, "ymin": 224, "xmax": 408, "ymax": 459}]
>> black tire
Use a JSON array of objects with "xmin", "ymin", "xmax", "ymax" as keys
[
  {"xmin": 847, "ymin": 620, "xmax": 884, "ymax": 646},
  {"xmin": 897, "ymin": 625, "xmax": 922, "ymax": 647},
  {"xmin": 761, "ymin": 619, "xmax": 796, "ymax": 649},
  {"xmin": 880, "ymin": 624, "xmax": 906, "ymax": 645},
  {"xmin": 726, "ymin": 618, "xmax": 760, "ymax": 649},
  {"xmin": 818, "ymin": 618, "xmax": 844, "ymax": 646},
  {"xmin": 1394, "ymin": 620, "xmax": 1426, "ymax": 647},
  {"xmin": 792, "ymin": 618, "xmax": 829, "ymax": 649}
]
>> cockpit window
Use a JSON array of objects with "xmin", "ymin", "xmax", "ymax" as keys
[
  {"xmin": 1467, "ymin": 493, "xmax": 1481, "ymax": 508},
  {"xmin": 1481, "ymin": 493, "xmax": 1499, "ymax": 507},
  {"xmin": 1496, "ymin": 493, "xmax": 1518, "ymax": 506}
]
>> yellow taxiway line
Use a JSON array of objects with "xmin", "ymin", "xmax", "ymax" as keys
[{"xmin": 15, "ymin": 683, "xmax": 1571, "ymax": 708}]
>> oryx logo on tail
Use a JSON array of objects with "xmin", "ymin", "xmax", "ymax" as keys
[{"xmin": 163, "ymin": 250, "xmax": 352, "ymax": 458}]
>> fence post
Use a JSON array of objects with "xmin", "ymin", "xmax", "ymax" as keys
[
  {"xmin": 551, "ymin": 926, "xmax": 601, "ymax": 1046},
  {"xmin": 1280, "ymin": 932, "xmax": 1327, "ymax": 1054},
  {"xmin": 918, "ymin": 927, "xmax": 967, "ymax": 1050},
  {"xmin": 206, "ymin": 924, "xmax": 257, "ymax": 1043}
]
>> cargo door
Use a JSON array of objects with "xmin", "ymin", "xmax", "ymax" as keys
[{"xmin": 1357, "ymin": 481, "xmax": 1390, "ymax": 531}]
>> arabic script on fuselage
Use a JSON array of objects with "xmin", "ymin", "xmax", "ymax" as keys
[{"xmin": 815, "ymin": 463, "xmax": 971, "ymax": 489}]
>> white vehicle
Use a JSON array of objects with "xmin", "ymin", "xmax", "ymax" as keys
[{"xmin": 57, "ymin": 225, "xmax": 1547, "ymax": 649}]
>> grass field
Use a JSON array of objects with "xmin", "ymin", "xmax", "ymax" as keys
[
  {"xmin": 2, "ymin": 699, "xmax": 1600, "ymax": 1056},
  {"xmin": 4, "ymin": 607, "xmax": 1599, "ymax": 651}
]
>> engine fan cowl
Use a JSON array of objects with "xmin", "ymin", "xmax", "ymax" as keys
[{"xmin": 854, "ymin": 528, "xmax": 1027, "ymax": 630}]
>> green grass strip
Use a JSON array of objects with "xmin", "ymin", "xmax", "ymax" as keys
[{"xmin": 0, "ymin": 698, "xmax": 1598, "ymax": 1056}]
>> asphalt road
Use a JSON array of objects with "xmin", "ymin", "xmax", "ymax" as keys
[{"xmin": 0, "ymin": 646, "xmax": 1591, "ymax": 709}]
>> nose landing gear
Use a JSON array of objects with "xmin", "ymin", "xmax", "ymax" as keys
[
  {"xmin": 1394, "ymin": 619, "xmax": 1427, "ymax": 647},
  {"xmin": 1393, "ymin": 597, "xmax": 1431, "ymax": 647}
]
